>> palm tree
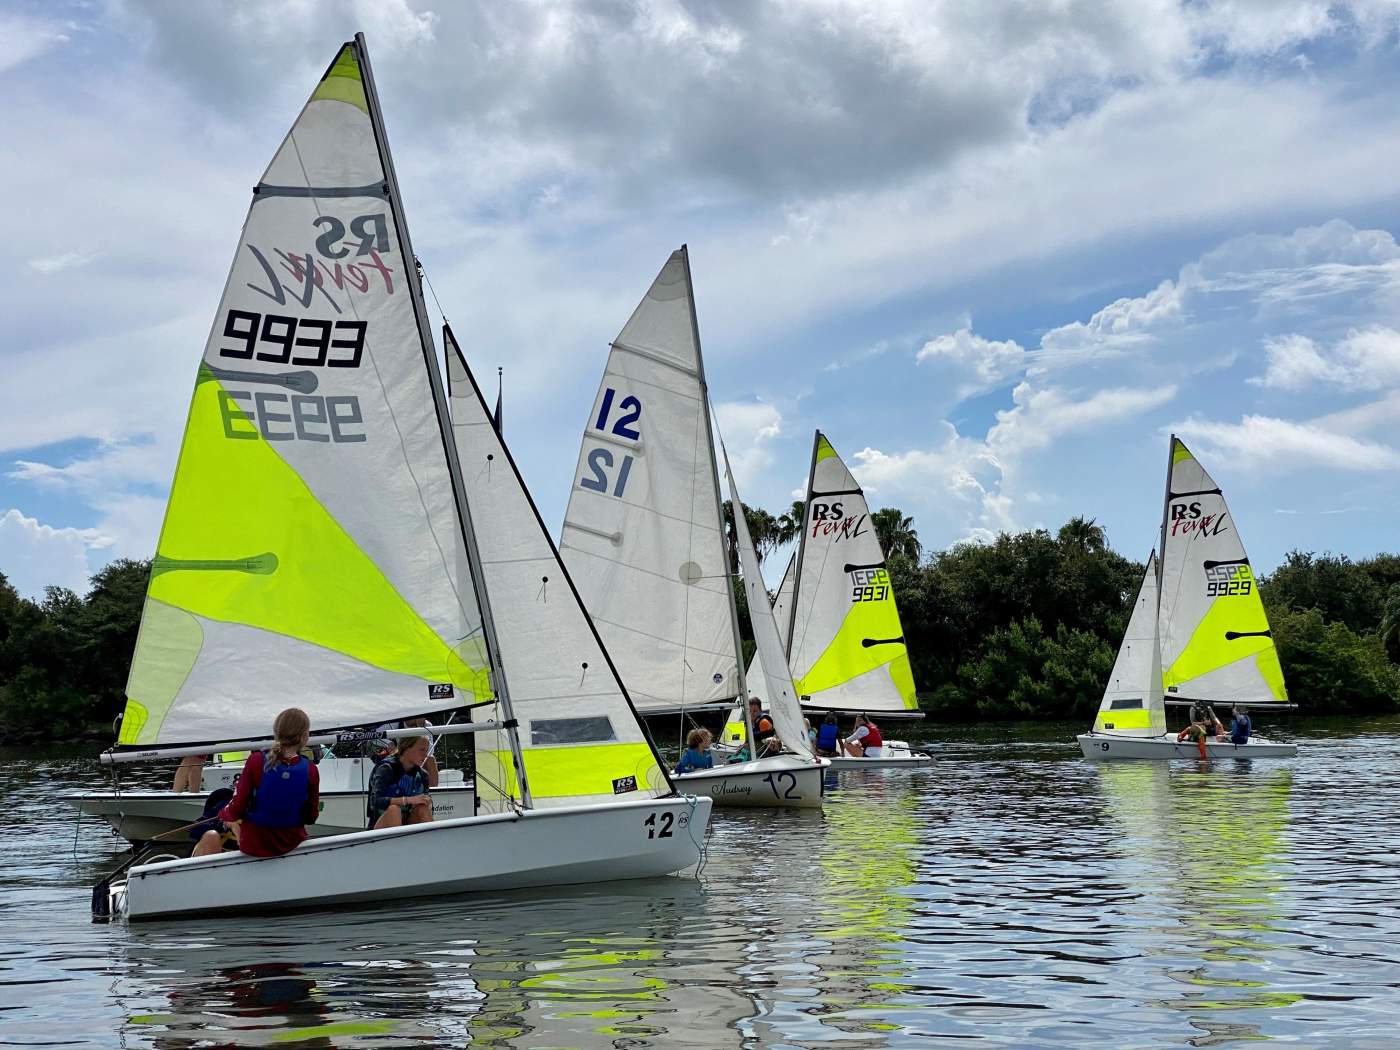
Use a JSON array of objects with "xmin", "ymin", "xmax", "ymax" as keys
[
  {"xmin": 777, "ymin": 498, "xmax": 806, "ymax": 547},
  {"xmin": 1057, "ymin": 516, "xmax": 1106, "ymax": 554},
  {"xmin": 722, "ymin": 501, "xmax": 783, "ymax": 568},
  {"xmin": 871, "ymin": 507, "xmax": 920, "ymax": 563}
]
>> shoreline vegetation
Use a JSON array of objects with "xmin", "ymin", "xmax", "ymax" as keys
[{"xmin": 4, "ymin": 513, "xmax": 1398, "ymax": 743}]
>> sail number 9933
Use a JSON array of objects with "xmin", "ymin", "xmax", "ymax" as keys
[{"xmin": 579, "ymin": 388, "xmax": 643, "ymax": 499}]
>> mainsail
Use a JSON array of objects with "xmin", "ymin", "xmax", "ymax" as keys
[
  {"xmin": 785, "ymin": 432, "xmax": 918, "ymax": 714},
  {"xmin": 1093, "ymin": 553, "xmax": 1166, "ymax": 735},
  {"xmin": 445, "ymin": 328, "xmax": 670, "ymax": 809},
  {"xmin": 118, "ymin": 40, "xmax": 491, "ymax": 748},
  {"xmin": 559, "ymin": 248, "xmax": 741, "ymax": 713},
  {"xmin": 720, "ymin": 445, "xmax": 814, "ymax": 760},
  {"xmin": 1158, "ymin": 436, "xmax": 1288, "ymax": 706}
]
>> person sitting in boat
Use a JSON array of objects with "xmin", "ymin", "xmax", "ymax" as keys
[
  {"xmin": 674, "ymin": 728, "xmax": 714, "ymax": 775},
  {"xmin": 367, "ymin": 734, "xmax": 433, "ymax": 829},
  {"xmin": 1176, "ymin": 711, "xmax": 1211, "ymax": 759},
  {"xmin": 192, "ymin": 707, "xmax": 320, "ymax": 858},
  {"xmin": 1226, "ymin": 705, "xmax": 1251, "ymax": 745},
  {"xmin": 370, "ymin": 718, "xmax": 440, "ymax": 786},
  {"xmin": 748, "ymin": 697, "xmax": 781, "ymax": 757},
  {"xmin": 843, "ymin": 713, "xmax": 884, "ymax": 758},
  {"xmin": 815, "ymin": 713, "xmax": 841, "ymax": 757}
]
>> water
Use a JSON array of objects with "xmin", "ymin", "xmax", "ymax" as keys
[{"xmin": 5, "ymin": 720, "xmax": 1400, "ymax": 1047}]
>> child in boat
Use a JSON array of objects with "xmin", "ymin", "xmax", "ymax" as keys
[
  {"xmin": 843, "ymin": 713, "xmax": 884, "ymax": 757},
  {"xmin": 192, "ymin": 707, "xmax": 320, "ymax": 858},
  {"xmin": 815, "ymin": 713, "xmax": 841, "ymax": 756},
  {"xmin": 674, "ymin": 728, "xmax": 714, "ymax": 775},
  {"xmin": 367, "ymin": 734, "xmax": 433, "ymax": 829}
]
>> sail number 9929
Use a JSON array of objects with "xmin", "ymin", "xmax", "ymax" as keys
[{"xmin": 1205, "ymin": 563, "xmax": 1253, "ymax": 597}]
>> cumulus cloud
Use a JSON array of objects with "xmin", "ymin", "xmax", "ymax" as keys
[
  {"xmin": 917, "ymin": 327, "xmax": 1028, "ymax": 397},
  {"xmin": 714, "ymin": 400, "xmax": 783, "ymax": 487},
  {"xmin": 0, "ymin": 508, "xmax": 112, "ymax": 599},
  {"xmin": 1251, "ymin": 326, "xmax": 1400, "ymax": 390},
  {"xmin": 1173, "ymin": 414, "xmax": 1400, "ymax": 471}
]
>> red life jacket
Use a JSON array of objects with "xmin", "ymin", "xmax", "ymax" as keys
[{"xmin": 862, "ymin": 722, "xmax": 883, "ymax": 749}]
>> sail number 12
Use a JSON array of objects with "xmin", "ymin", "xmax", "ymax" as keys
[{"xmin": 580, "ymin": 387, "xmax": 643, "ymax": 499}]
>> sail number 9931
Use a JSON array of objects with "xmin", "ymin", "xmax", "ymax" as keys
[
  {"xmin": 850, "ymin": 567, "xmax": 890, "ymax": 602},
  {"xmin": 579, "ymin": 388, "xmax": 643, "ymax": 499}
]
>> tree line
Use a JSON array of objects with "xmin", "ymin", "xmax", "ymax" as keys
[{"xmin": 3, "ymin": 511, "xmax": 1398, "ymax": 738}]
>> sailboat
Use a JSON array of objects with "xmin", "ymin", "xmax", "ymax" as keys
[
  {"xmin": 560, "ymin": 249, "xmax": 827, "ymax": 808},
  {"xmin": 1078, "ymin": 436, "xmax": 1297, "ymax": 760},
  {"xmin": 723, "ymin": 431, "xmax": 930, "ymax": 767},
  {"xmin": 95, "ymin": 35, "xmax": 710, "ymax": 920}
]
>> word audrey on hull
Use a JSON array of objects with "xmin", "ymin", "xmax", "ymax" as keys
[
  {"xmin": 97, "ymin": 35, "xmax": 709, "ymax": 921},
  {"xmin": 1079, "ymin": 437, "xmax": 1296, "ymax": 761}
]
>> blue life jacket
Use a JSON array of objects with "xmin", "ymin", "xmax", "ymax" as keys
[
  {"xmin": 246, "ymin": 753, "xmax": 310, "ymax": 828},
  {"xmin": 816, "ymin": 723, "xmax": 840, "ymax": 752},
  {"xmin": 1230, "ymin": 715, "xmax": 1252, "ymax": 745}
]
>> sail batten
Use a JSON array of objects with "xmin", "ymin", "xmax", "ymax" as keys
[
  {"xmin": 1157, "ymin": 436, "xmax": 1288, "ymax": 706},
  {"xmin": 117, "ymin": 39, "xmax": 491, "ymax": 747}
]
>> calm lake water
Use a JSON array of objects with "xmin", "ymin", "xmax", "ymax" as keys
[{"xmin": 4, "ymin": 718, "xmax": 1399, "ymax": 1048}]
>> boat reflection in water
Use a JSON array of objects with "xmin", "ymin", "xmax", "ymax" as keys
[
  {"xmin": 117, "ymin": 878, "xmax": 749, "ymax": 1048},
  {"xmin": 1096, "ymin": 761, "xmax": 1293, "ymax": 1045},
  {"xmin": 799, "ymin": 774, "xmax": 921, "ymax": 1043}
]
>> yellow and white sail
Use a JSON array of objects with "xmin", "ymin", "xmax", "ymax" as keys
[
  {"xmin": 1093, "ymin": 553, "xmax": 1166, "ymax": 735},
  {"xmin": 1158, "ymin": 436, "xmax": 1288, "ymax": 706},
  {"xmin": 785, "ymin": 432, "xmax": 918, "ymax": 715},
  {"xmin": 445, "ymin": 330, "xmax": 670, "ymax": 809},
  {"xmin": 118, "ymin": 42, "xmax": 490, "ymax": 747},
  {"xmin": 559, "ymin": 249, "xmax": 740, "ymax": 713}
]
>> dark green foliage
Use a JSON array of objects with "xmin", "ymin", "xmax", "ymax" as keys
[
  {"xmin": 1260, "ymin": 551, "xmax": 1383, "ymax": 634},
  {"xmin": 0, "ymin": 560, "xmax": 150, "ymax": 737},
  {"xmin": 1267, "ymin": 604, "xmax": 1400, "ymax": 713}
]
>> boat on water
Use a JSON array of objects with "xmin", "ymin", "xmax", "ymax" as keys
[
  {"xmin": 558, "ymin": 249, "xmax": 827, "ymax": 807},
  {"xmin": 95, "ymin": 35, "xmax": 710, "ymax": 921},
  {"xmin": 1078, "ymin": 436, "xmax": 1297, "ymax": 761},
  {"xmin": 721, "ymin": 431, "xmax": 930, "ymax": 768},
  {"xmin": 66, "ymin": 753, "xmax": 473, "ymax": 843}
]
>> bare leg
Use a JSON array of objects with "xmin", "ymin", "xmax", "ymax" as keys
[
  {"xmin": 374, "ymin": 806, "xmax": 404, "ymax": 830},
  {"xmin": 192, "ymin": 830, "xmax": 223, "ymax": 857},
  {"xmin": 843, "ymin": 740, "xmax": 863, "ymax": 757},
  {"xmin": 173, "ymin": 755, "xmax": 206, "ymax": 793},
  {"xmin": 407, "ymin": 801, "xmax": 433, "ymax": 825}
]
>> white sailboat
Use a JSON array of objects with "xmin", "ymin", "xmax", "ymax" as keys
[
  {"xmin": 1078, "ymin": 437, "xmax": 1296, "ymax": 760},
  {"xmin": 724, "ymin": 431, "xmax": 930, "ymax": 767},
  {"xmin": 560, "ymin": 249, "xmax": 826, "ymax": 808},
  {"xmin": 96, "ymin": 35, "xmax": 710, "ymax": 921}
]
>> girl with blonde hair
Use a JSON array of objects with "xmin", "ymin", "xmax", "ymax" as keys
[{"xmin": 193, "ymin": 707, "xmax": 321, "ymax": 858}]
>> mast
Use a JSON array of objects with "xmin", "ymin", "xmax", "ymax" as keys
[
  {"xmin": 680, "ymin": 245, "xmax": 757, "ymax": 753},
  {"xmin": 355, "ymin": 34, "xmax": 533, "ymax": 807},
  {"xmin": 785, "ymin": 429, "xmax": 820, "ymax": 664}
]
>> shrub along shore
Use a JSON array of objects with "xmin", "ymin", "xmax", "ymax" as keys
[{"xmin": 4, "ymin": 514, "xmax": 1397, "ymax": 740}]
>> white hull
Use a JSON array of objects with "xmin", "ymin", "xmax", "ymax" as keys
[
  {"xmin": 1078, "ymin": 732, "xmax": 1297, "ymax": 761},
  {"xmin": 110, "ymin": 795, "xmax": 712, "ymax": 921},
  {"xmin": 66, "ymin": 755, "xmax": 473, "ymax": 844},
  {"xmin": 827, "ymin": 740, "xmax": 932, "ymax": 768},
  {"xmin": 66, "ymin": 785, "xmax": 476, "ymax": 844},
  {"xmin": 674, "ymin": 754, "xmax": 827, "ymax": 809}
]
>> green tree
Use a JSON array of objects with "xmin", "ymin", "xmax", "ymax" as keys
[
  {"xmin": 1268, "ymin": 603, "xmax": 1400, "ymax": 713},
  {"xmin": 1260, "ymin": 551, "xmax": 1382, "ymax": 634},
  {"xmin": 872, "ymin": 507, "xmax": 921, "ymax": 563}
]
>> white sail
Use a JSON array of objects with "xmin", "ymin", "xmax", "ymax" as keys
[
  {"xmin": 446, "ymin": 330, "xmax": 670, "ymax": 809},
  {"xmin": 786, "ymin": 432, "xmax": 918, "ymax": 715},
  {"xmin": 1092, "ymin": 553, "xmax": 1166, "ymax": 736},
  {"xmin": 118, "ymin": 43, "xmax": 488, "ymax": 748},
  {"xmin": 720, "ymin": 444, "xmax": 814, "ymax": 760},
  {"xmin": 559, "ymin": 249, "xmax": 740, "ymax": 712},
  {"xmin": 726, "ymin": 553, "xmax": 795, "ymax": 745},
  {"xmin": 1158, "ymin": 437, "xmax": 1288, "ymax": 706}
]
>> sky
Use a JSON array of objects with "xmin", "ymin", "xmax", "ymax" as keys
[{"xmin": 5, "ymin": 0, "xmax": 1400, "ymax": 601}]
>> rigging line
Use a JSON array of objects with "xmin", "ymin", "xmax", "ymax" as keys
[
  {"xmin": 419, "ymin": 262, "xmax": 449, "ymax": 324},
  {"xmin": 285, "ymin": 130, "xmax": 478, "ymax": 637}
]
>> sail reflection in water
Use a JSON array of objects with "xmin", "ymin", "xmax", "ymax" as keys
[{"xmin": 1095, "ymin": 762, "xmax": 1294, "ymax": 1043}]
